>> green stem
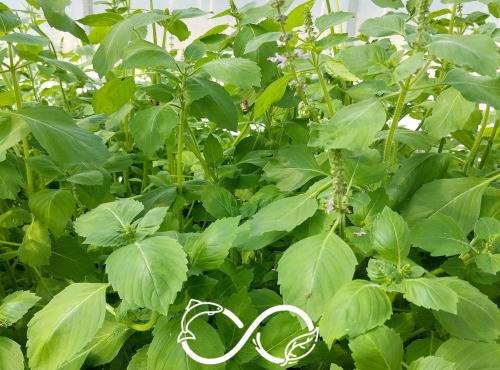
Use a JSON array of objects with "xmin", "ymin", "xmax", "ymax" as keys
[
  {"xmin": 478, "ymin": 119, "xmax": 499, "ymax": 169},
  {"xmin": 150, "ymin": 0, "xmax": 157, "ymax": 45},
  {"xmin": 0, "ymin": 240, "xmax": 22, "ymax": 247},
  {"xmin": 177, "ymin": 76, "xmax": 187, "ymax": 195},
  {"xmin": 106, "ymin": 303, "xmax": 117, "ymax": 317},
  {"xmin": 128, "ymin": 310, "xmax": 158, "ymax": 331},
  {"xmin": 141, "ymin": 161, "xmax": 148, "ymax": 192},
  {"xmin": 384, "ymin": 78, "xmax": 410, "ymax": 162},
  {"xmin": 408, "ymin": 56, "xmax": 433, "ymax": 88},
  {"xmin": 463, "ymin": 106, "xmax": 490, "ymax": 173},
  {"xmin": 449, "ymin": 3, "xmax": 458, "ymax": 34},
  {"xmin": 313, "ymin": 53, "xmax": 334, "ymax": 116},
  {"xmin": 183, "ymin": 132, "xmax": 216, "ymax": 183},
  {"xmin": 8, "ymin": 43, "xmax": 34, "ymax": 196}
]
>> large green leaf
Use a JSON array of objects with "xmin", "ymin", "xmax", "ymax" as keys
[
  {"xmin": 0, "ymin": 291, "xmax": 40, "ymax": 326},
  {"xmin": 244, "ymin": 32, "xmax": 281, "ymax": 54},
  {"xmin": 200, "ymin": 185, "xmax": 239, "ymax": 218},
  {"xmin": 0, "ymin": 116, "xmax": 30, "ymax": 157},
  {"xmin": 106, "ymin": 236, "xmax": 187, "ymax": 315},
  {"xmin": 128, "ymin": 345, "xmax": 149, "ymax": 370},
  {"xmin": 39, "ymin": 56, "xmax": 90, "ymax": 81},
  {"xmin": 386, "ymin": 153, "xmax": 450, "ymax": 203},
  {"xmin": 278, "ymin": 232, "xmax": 358, "ymax": 321},
  {"xmin": 433, "ymin": 277, "xmax": 500, "ymax": 341},
  {"xmin": 263, "ymin": 145, "xmax": 327, "ymax": 191},
  {"xmin": 0, "ymin": 337, "xmax": 24, "ymax": 370},
  {"xmin": 29, "ymin": 189, "xmax": 75, "ymax": 238},
  {"xmin": 148, "ymin": 316, "xmax": 225, "ymax": 370},
  {"xmin": 254, "ymin": 75, "xmax": 293, "ymax": 119},
  {"xmin": 20, "ymin": 221, "xmax": 51, "ymax": 267},
  {"xmin": 411, "ymin": 214, "xmax": 470, "ymax": 256},
  {"xmin": 435, "ymin": 339, "xmax": 500, "ymax": 370},
  {"xmin": 444, "ymin": 68, "xmax": 500, "ymax": 109},
  {"xmin": 308, "ymin": 99, "xmax": 387, "ymax": 151},
  {"xmin": 122, "ymin": 39, "xmax": 177, "ymax": 70},
  {"xmin": 423, "ymin": 87, "xmax": 475, "ymax": 140},
  {"xmin": 404, "ymin": 278, "xmax": 458, "ymax": 313},
  {"xmin": 93, "ymin": 77, "xmax": 136, "ymax": 115},
  {"xmin": 1, "ymin": 33, "xmax": 50, "ymax": 46},
  {"xmin": 320, "ymin": 280, "xmax": 392, "ymax": 345},
  {"xmin": 27, "ymin": 283, "xmax": 108, "ymax": 370},
  {"xmin": 0, "ymin": 161, "xmax": 22, "ymax": 200},
  {"xmin": 188, "ymin": 77, "xmax": 238, "ymax": 131},
  {"xmin": 130, "ymin": 104, "xmax": 179, "ymax": 155},
  {"xmin": 348, "ymin": 326, "xmax": 404, "ymax": 370},
  {"xmin": 340, "ymin": 44, "xmax": 389, "ymax": 79},
  {"xmin": 187, "ymin": 217, "xmax": 240, "ymax": 271},
  {"xmin": 402, "ymin": 177, "xmax": 491, "ymax": 233},
  {"xmin": 13, "ymin": 107, "xmax": 110, "ymax": 164},
  {"xmin": 315, "ymin": 11, "xmax": 354, "ymax": 33},
  {"xmin": 343, "ymin": 149, "xmax": 390, "ymax": 186},
  {"xmin": 407, "ymin": 356, "xmax": 456, "ymax": 370},
  {"xmin": 74, "ymin": 199, "xmax": 144, "ymax": 247},
  {"xmin": 250, "ymin": 193, "xmax": 318, "ymax": 236},
  {"xmin": 201, "ymin": 58, "xmax": 261, "ymax": 88},
  {"xmin": 372, "ymin": 207, "xmax": 410, "ymax": 266},
  {"xmin": 359, "ymin": 14, "xmax": 406, "ymax": 36},
  {"xmin": 429, "ymin": 34, "xmax": 499, "ymax": 77},
  {"xmin": 46, "ymin": 236, "xmax": 95, "ymax": 281}
]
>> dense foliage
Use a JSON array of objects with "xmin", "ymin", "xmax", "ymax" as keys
[{"xmin": 1, "ymin": 0, "xmax": 500, "ymax": 368}]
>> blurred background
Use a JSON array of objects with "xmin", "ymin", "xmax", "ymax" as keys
[{"xmin": 3, "ymin": 0, "xmax": 494, "ymax": 51}]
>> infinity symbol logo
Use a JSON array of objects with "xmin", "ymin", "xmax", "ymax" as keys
[{"xmin": 177, "ymin": 299, "xmax": 319, "ymax": 366}]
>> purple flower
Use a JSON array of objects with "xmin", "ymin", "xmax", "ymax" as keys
[
  {"xmin": 268, "ymin": 53, "xmax": 286, "ymax": 68},
  {"xmin": 325, "ymin": 197, "xmax": 334, "ymax": 214},
  {"xmin": 354, "ymin": 229, "xmax": 366, "ymax": 237},
  {"xmin": 293, "ymin": 49, "xmax": 310, "ymax": 59}
]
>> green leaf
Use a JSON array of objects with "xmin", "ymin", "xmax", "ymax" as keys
[
  {"xmin": 106, "ymin": 236, "xmax": 187, "ymax": 315},
  {"xmin": 67, "ymin": 170, "xmax": 103, "ymax": 186},
  {"xmin": 263, "ymin": 145, "xmax": 327, "ymax": 191},
  {"xmin": 244, "ymin": 32, "xmax": 281, "ymax": 54},
  {"xmin": 444, "ymin": 68, "xmax": 500, "ymax": 109},
  {"xmin": 204, "ymin": 134, "xmax": 223, "ymax": 167},
  {"xmin": 201, "ymin": 57, "xmax": 261, "ymax": 88},
  {"xmin": 93, "ymin": 77, "xmax": 136, "ymax": 115},
  {"xmin": 411, "ymin": 214, "xmax": 470, "ymax": 256},
  {"xmin": 433, "ymin": 277, "xmax": 500, "ymax": 341},
  {"xmin": 359, "ymin": 14, "xmax": 406, "ymax": 36},
  {"xmin": 315, "ymin": 11, "xmax": 354, "ymax": 33},
  {"xmin": 20, "ymin": 221, "xmax": 51, "ymax": 267},
  {"xmin": 134, "ymin": 207, "xmax": 168, "ymax": 240},
  {"xmin": 348, "ymin": 326, "xmax": 403, "ymax": 370},
  {"xmin": 77, "ymin": 12, "xmax": 124, "ymax": 27},
  {"xmin": 390, "ymin": 52, "xmax": 425, "ymax": 85},
  {"xmin": 0, "ymin": 291, "xmax": 40, "ymax": 326},
  {"xmin": 27, "ymin": 283, "xmax": 108, "ymax": 370},
  {"xmin": 128, "ymin": 345, "xmax": 149, "ymax": 370},
  {"xmin": 404, "ymin": 278, "xmax": 458, "ymax": 313},
  {"xmin": 26, "ymin": 155, "xmax": 63, "ymax": 177},
  {"xmin": 423, "ymin": 87, "xmax": 475, "ymax": 140},
  {"xmin": 29, "ymin": 189, "xmax": 75, "ymax": 238},
  {"xmin": 0, "ymin": 161, "xmax": 22, "ymax": 200},
  {"xmin": 0, "ymin": 116, "xmax": 30, "ymax": 156},
  {"xmin": 0, "ymin": 337, "xmax": 24, "ymax": 370},
  {"xmin": 148, "ymin": 316, "xmax": 225, "ymax": 370},
  {"xmin": 122, "ymin": 39, "xmax": 177, "ymax": 70},
  {"xmin": 371, "ymin": 207, "xmax": 410, "ymax": 265},
  {"xmin": 386, "ymin": 153, "xmax": 450, "ymax": 203},
  {"xmin": 343, "ymin": 149, "xmax": 390, "ymax": 186},
  {"xmin": 0, "ymin": 11, "xmax": 21, "ymax": 32},
  {"xmin": 93, "ymin": 19, "xmax": 133, "ymax": 76},
  {"xmin": 74, "ymin": 199, "xmax": 144, "ymax": 247},
  {"xmin": 187, "ymin": 217, "xmax": 240, "ymax": 271},
  {"xmin": 319, "ymin": 280, "xmax": 392, "ymax": 345},
  {"xmin": 435, "ymin": 338, "xmax": 500, "ymax": 370},
  {"xmin": 130, "ymin": 104, "xmax": 179, "ymax": 155},
  {"xmin": 184, "ymin": 42, "xmax": 207, "ymax": 63},
  {"xmin": 402, "ymin": 177, "xmax": 491, "ymax": 233},
  {"xmin": 188, "ymin": 77, "xmax": 238, "ymax": 131},
  {"xmin": 476, "ymin": 253, "xmax": 500, "ymax": 274},
  {"xmin": 13, "ymin": 107, "xmax": 110, "ymax": 164},
  {"xmin": 250, "ymin": 193, "xmax": 318, "ymax": 236},
  {"xmin": 370, "ymin": 0, "xmax": 403, "ymax": 8},
  {"xmin": 474, "ymin": 217, "xmax": 500, "ymax": 239},
  {"xmin": 46, "ymin": 235, "xmax": 95, "ymax": 281},
  {"xmin": 39, "ymin": 56, "xmax": 90, "ymax": 81},
  {"xmin": 429, "ymin": 34, "xmax": 499, "ymax": 77},
  {"xmin": 200, "ymin": 185, "xmax": 239, "ymax": 218},
  {"xmin": 1, "ymin": 33, "xmax": 50, "ymax": 46},
  {"xmin": 340, "ymin": 44, "xmax": 389, "ymax": 79},
  {"xmin": 278, "ymin": 232, "xmax": 358, "ymax": 321},
  {"xmin": 233, "ymin": 221, "xmax": 287, "ymax": 251},
  {"xmin": 308, "ymin": 99, "xmax": 387, "ymax": 151},
  {"xmin": 407, "ymin": 356, "xmax": 456, "ymax": 370},
  {"xmin": 254, "ymin": 75, "xmax": 293, "ymax": 119}
]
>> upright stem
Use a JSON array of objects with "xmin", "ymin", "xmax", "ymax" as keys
[
  {"xmin": 313, "ymin": 53, "xmax": 334, "ymax": 116},
  {"xmin": 9, "ymin": 43, "xmax": 35, "ymax": 196},
  {"xmin": 479, "ymin": 119, "xmax": 499, "ymax": 169},
  {"xmin": 384, "ymin": 78, "xmax": 410, "ymax": 162},
  {"xmin": 464, "ymin": 106, "xmax": 490, "ymax": 173},
  {"xmin": 150, "ymin": 0, "xmax": 157, "ymax": 45},
  {"xmin": 449, "ymin": 4, "xmax": 458, "ymax": 34}
]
